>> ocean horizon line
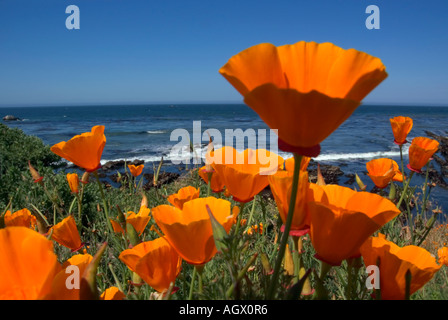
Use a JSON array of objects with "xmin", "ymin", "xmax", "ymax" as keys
[{"xmin": 1, "ymin": 102, "xmax": 448, "ymax": 109}]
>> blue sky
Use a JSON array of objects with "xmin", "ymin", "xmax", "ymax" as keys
[{"xmin": 0, "ymin": 0, "xmax": 447, "ymax": 106}]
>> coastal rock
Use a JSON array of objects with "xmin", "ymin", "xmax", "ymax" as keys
[
  {"xmin": 101, "ymin": 159, "xmax": 144, "ymax": 172},
  {"xmin": 308, "ymin": 163, "xmax": 344, "ymax": 185},
  {"xmin": 143, "ymin": 172, "xmax": 180, "ymax": 190},
  {"xmin": 424, "ymin": 131, "xmax": 448, "ymax": 188},
  {"xmin": 2, "ymin": 115, "xmax": 21, "ymax": 121},
  {"xmin": 344, "ymin": 173, "xmax": 356, "ymax": 185}
]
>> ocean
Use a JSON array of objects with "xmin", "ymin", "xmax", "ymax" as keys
[{"xmin": 1, "ymin": 103, "xmax": 448, "ymax": 214}]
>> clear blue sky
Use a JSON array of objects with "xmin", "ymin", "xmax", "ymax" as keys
[{"xmin": 0, "ymin": 0, "xmax": 447, "ymax": 106}]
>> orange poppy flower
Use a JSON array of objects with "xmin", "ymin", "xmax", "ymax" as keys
[
  {"xmin": 198, "ymin": 165, "xmax": 225, "ymax": 193},
  {"xmin": 360, "ymin": 235, "xmax": 442, "ymax": 299},
  {"xmin": 308, "ymin": 185, "xmax": 400, "ymax": 266},
  {"xmin": 4, "ymin": 208, "xmax": 37, "ymax": 229},
  {"xmin": 284, "ymin": 156, "xmax": 311, "ymax": 172},
  {"xmin": 0, "ymin": 227, "xmax": 61, "ymax": 300},
  {"xmin": 209, "ymin": 146, "xmax": 284, "ymax": 203},
  {"xmin": 366, "ymin": 158, "xmax": 397, "ymax": 189},
  {"xmin": 50, "ymin": 215, "xmax": 83, "ymax": 252},
  {"xmin": 152, "ymin": 197, "xmax": 237, "ymax": 265},
  {"xmin": 438, "ymin": 247, "xmax": 448, "ymax": 266},
  {"xmin": 100, "ymin": 287, "xmax": 126, "ymax": 300},
  {"xmin": 390, "ymin": 116, "xmax": 413, "ymax": 145},
  {"xmin": 268, "ymin": 170, "xmax": 325, "ymax": 236},
  {"xmin": 45, "ymin": 253, "xmax": 93, "ymax": 300},
  {"xmin": 50, "ymin": 125, "xmax": 106, "ymax": 172},
  {"xmin": 128, "ymin": 164, "xmax": 144, "ymax": 177},
  {"xmin": 167, "ymin": 186, "xmax": 200, "ymax": 210},
  {"xmin": 66, "ymin": 173, "xmax": 79, "ymax": 194},
  {"xmin": 111, "ymin": 205, "xmax": 151, "ymax": 236},
  {"xmin": 408, "ymin": 137, "xmax": 439, "ymax": 173},
  {"xmin": 119, "ymin": 237, "xmax": 182, "ymax": 293},
  {"xmin": 391, "ymin": 160, "xmax": 404, "ymax": 182},
  {"xmin": 219, "ymin": 41, "xmax": 388, "ymax": 157}
]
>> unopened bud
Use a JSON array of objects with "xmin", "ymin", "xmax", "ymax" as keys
[{"xmin": 28, "ymin": 161, "xmax": 43, "ymax": 183}]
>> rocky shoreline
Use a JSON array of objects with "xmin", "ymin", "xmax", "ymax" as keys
[{"xmin": 66, "ymin": 130, "xmax": 448, "ymax": 195}]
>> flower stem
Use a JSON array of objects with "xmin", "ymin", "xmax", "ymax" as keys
[
  {"xmin": 233, "ymin": 202, "xmax": 246, "ymax": 238},
  {"xmin": 421, "ymin": 162, "xmax": 431, "ymax": 217},
  {"xmin": 399, "ymin": 144, "xmax": 406, "ymax": 180},
  {"xmin": 267, "ymin": 153, "xmax": 302, "ymax": 299},
  {"xmin": 93, "ymin": 170, "xmax": 113, "ymax": 235},
  {"xmin": 246, "ymin": 195, "xmax": 257, "ymax": 228},
  {"xmin": 207, "ymin": 171, "xmax": 213, "ymax": 197},
  {"xmin": 396, "ymin": 171, "xmax": 414, "ymax": 209},
  {"xmin": 188, "ymin": 266, "xmax": 197, "ymax": 300}
]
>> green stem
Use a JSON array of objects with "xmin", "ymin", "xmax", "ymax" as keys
[
  {"xmin": 196, "ymin": 265, "xmax": 204, "ymax": 296},
  {"xmin": 396, "ymin": 171, "xmax": 414, "ymax": 209},
  {"xmin": 399, "ymin": 144, "xmax": 406, "ymax": 181},
  {"xmin": 226, "ymin": 253, "xmax": 258, "ymax": 299},
  {"xmin": 93, "ymin": 170, "xmax": 113, "ymax": 235},
  {"xmin": 76, "ymin": 193, "xmax": 82, "ymax": 228},
  {"xmin": 314, "ymin": 261, "xmax": 332, "ymax": 300},
  {"xmin": 188, "ymin": 266, "xmax": 197, "ymax": 300},
  {"xmin": 108, "ymin": 263, "xmax": 124, "ymax": 293},
  {"xmin": 207, "ymin": 171, "xmax": 213, "ymax": 197},
  {"xmin": 417, "ymin": 210, "xmax": 440, "ymax": 246},
  {"xmin": 233, "ymin": 202, "xmax": 246, "ymax": 237},
  {"xmin": 421, "ymin": 162, "xmax": 431, "ymax": 217},
  {"xmin": 267, "ymin": 153, "xmax": 302, "ymax": 300},
  {"xmin": 246, "ymin": 195, "xmax": 257, "ymax": 228}
]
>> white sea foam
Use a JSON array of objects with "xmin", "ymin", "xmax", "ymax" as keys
[
  {"xmin": 101, "ymin": 144, "xmax": 410, "ymax": 166},
  {"xmin": 146, "ymin": 130, "xmax": 166, "ymax": 134}
]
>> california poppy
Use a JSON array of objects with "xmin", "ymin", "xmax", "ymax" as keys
[
  {"xmin": 198, "ymin": 165, "xmax": 225, "ymax": 193},
  {"xmin": 119, "ymin": 237, "xmax": 182, "ymax": 293},
  {"xmin": 408, "ymin": 137, "xmax": 439, "ymax": 173},
  {"xmin": 308, "ymin": 185, "xmax": 400, "ymax": 266},
  {"xmin": 50, "ymin": 215, "xmax": 83, "ymax": 252},
  {"xmin": 390, "ymin": 116, "xmax": 413, "ymax": 145},
  {"xmin": 438, "ymin": 247, "xmax": 448, "ymax": 266},
  {"xmin": 4, "ymin": 208, "xmax": 37, "ymax": 229},
  {"xmin": 128, "ymin": 164, "xmax": 144, "ymax": 177},
  {"xmin": 220, "ymin": 41, "xmax": 388, "ymax": 157},
  {"xmin": 50, "ymin": 125, "xmax": 106, "ymax": 172},
  {"xmin": 100, "ymin": 287, "xmax": 126, "ymax": 300},
  {"xmin": 66, "ymin": 173, "xmax": 79, "ymax": 194},
  {"xmin": 268, "ymin": 170, "xmax": 324, "ymax": 236},
  {"xmin": 167, "ymin": 186, "xmax": 200, "ymax": 210},
  {"xmin": 284, "ymin": 156, "xmax": 311, "ymax": 172},
  {"xmin": 0, "ymin": 227, "xmax": 61, "ymax": 300},
  {"xmin": 210, "ymin": 146, "xmax": 284, "ymax": 203},
  {"xmin": 366, "ymin": 158, "xmax": 396, "ymax": 189},
  {"xmin": 111, "ymin": 205, "xmax": 151, "ymax": 236},
  {"xmin": 45, "ymin": 253, "xmax": 93, "ymax": 300},
  {"xmin": 360, "ymin": 234, "xmax": 442, "ymax": 299},
  {"xmin": 391, "ymin": 160, "xmax": 404, "ymax": 182},
  {"xmin": 152, "ymin": 197, "xmax": 236, "ymax": 265}
]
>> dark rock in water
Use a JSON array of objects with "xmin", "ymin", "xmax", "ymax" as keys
[
  {"xmin": 101, "ymin": 159, "xmax": 144, "ymax": 172},
  {"xmin": 427, "ymin": 167, "xmax": 448, "ymax": 189},
  {"xmin": 3, "ymin": 115, "xmax": 21, "ymax": 121},
  {"xmin": 424, "ymin": 131, "xmax": 448, "ymax": 188},
  {"xmin": 308, "ymin": 163, "xmax": 344, "ymax": 184},
  {"xmin": 426, "ymin": 131, "xmax": 448, "ymax": 158},
  {"xmin": 143, "ymin": 172, "xmax": 180, "ymax": 190},
  {"xmin": 344, "ymin": 173, "xmax": 356, "ymax": 185}
]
